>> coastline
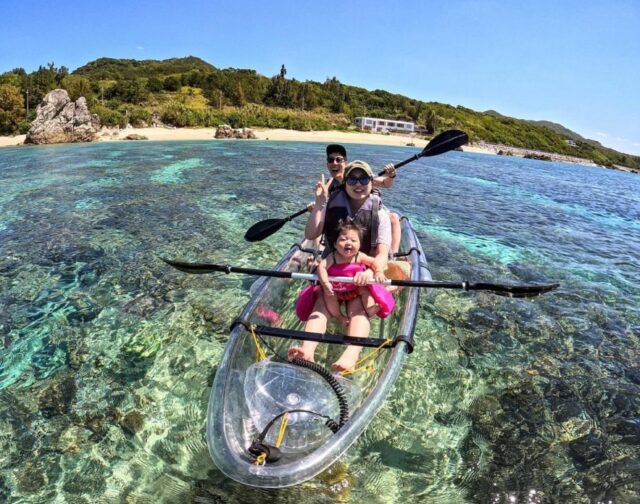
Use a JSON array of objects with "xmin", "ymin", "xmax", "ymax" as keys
[
  {"xmin": 0, "ymin": 127, "xmax": 498, "ymax": 155},
  {"xmin": 0, "ymin": 127, "xmax": 628, "ymax": 171}
]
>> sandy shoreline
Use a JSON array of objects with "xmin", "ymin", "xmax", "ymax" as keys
[
  {"xmin": 0, "ymin": 126, "xmax": 494, "ymax": 153},
  {"xmin": 0, "ymin": 127, "xmax": 621, "ymax": 170}
]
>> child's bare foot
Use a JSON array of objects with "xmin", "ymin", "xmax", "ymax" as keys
[
  {"xmin": 331, "ymin": 346, "xmax": 363, "ymax": 373},
  {"xmin": 288, "ymin": 346, "xmax": 315, "ymax": 362}
]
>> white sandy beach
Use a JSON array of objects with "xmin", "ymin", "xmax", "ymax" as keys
[{"xmin": 0, "ymin": 127, "xmax": 494, "ymax": 153}]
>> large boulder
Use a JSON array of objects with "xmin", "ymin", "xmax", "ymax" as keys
[
  {"xmin": 214, "ymin": 124, "xmax": 257, "ymax": 139},
  {"xmin": 25, "ymin": 89, "xmax": 101, "ymax": 145}
]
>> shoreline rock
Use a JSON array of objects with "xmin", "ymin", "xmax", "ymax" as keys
[
  {"xmin": 214, "ymin": 124, "xmax": 257, "ymax": 139},
  {"xmin": 24, "ymin": 89, "xmax": 100, "ymax": 145},
  {"xmin": 472, "ymin": 141, "xmax": 598, "ymax": 167}
]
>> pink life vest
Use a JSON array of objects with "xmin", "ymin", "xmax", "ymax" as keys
[{"xmin": 295, "ymin": 262, "xmax": 395, "ymax": 321}]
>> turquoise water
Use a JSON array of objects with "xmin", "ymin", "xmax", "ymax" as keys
[{"xmin": 0, "ymin": 140, "xmax": 639, "ymax": 503}]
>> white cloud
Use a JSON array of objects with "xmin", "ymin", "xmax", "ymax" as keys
[{"xmin": 136, "ymin": 46, "xmax": 144, "ymax": 51}]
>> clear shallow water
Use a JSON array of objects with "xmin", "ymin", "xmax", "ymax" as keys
[{"xmin": 0, "ymin": 140, "xmax": 639, "ymax": 503}]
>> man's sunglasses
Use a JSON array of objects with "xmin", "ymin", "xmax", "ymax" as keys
[
  {"xmin": 327, "ymin": 156, "xmax": 345, "ymax": 163},
  {"xmin": 345, "ymin": 175, "xmax": 372, "ymax": 186}
]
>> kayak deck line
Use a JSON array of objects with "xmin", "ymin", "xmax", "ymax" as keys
[{"xmin": 231, "ymin": 320, "xmax": 414, "ymax": 352}]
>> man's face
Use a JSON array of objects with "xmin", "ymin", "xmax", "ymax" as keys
[{"xmin": 327, "ymin": 152, "xmax": 347, "ymax": 181}]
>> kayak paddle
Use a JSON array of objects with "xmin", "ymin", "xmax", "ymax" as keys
[
  {"xmin": 377, "ymin": 129, "xmax": 468, "ymax": 174},
  {"xmin": 160, "ymin": 259, "xmax": 559, "ymax": 298},
  {"xmin": 244, "ymin": 206, "xmax": 312, "ymax": 243},
  {"xmin": 244, "ymin": 129, "xmax": 469, "ymax": 242}
]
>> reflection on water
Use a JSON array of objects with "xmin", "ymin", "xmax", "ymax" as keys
[{"xmin": 0, "ymin": 141, "xmax": 639, "ymax": 503}]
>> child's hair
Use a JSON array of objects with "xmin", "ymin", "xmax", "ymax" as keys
[{"xmin": 334, "ymin": 218, "xmax": 364, "ymax": 244}]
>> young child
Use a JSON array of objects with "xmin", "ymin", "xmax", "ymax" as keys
[{"xmin": 291, "ymin": 220, "xmax": 395, "ymax": 372}]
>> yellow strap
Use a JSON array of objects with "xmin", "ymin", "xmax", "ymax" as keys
[
  {"xmin": 275, "ymin": 413, "xmax": 289, "ymax": 448},
  {"xmin": 254, "ymin": 452, "xmax": 267, "ymax": 465},
  {"xmin": 340, "ymin": 338, "xmax": 393, "ymax": 376},
  {"xmin": 250, "ymin": 324, "xmax": 267, "ymax": 362}
]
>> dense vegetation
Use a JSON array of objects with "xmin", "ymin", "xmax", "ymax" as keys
[{"xmin": 1, "ymin": 57, "xmax": 638, "ymax": 169}]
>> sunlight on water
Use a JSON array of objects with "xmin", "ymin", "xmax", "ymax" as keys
[
  {"xmin": 420, "ymin": 223, "xmax": 525, "ymax": 264},
  {"xmin": 150, "ymin": 158, "xmax": 205, "ymax": 184},
  {"xmin": 0, "ymin": 141, "xmax": 638, "ymax": 503}
]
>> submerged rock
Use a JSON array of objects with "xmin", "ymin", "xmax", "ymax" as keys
[
  {"xmin": 38, "ymin": 376, "xmax": 77, "ymax": 418},
  {"xmin": 25, "ymin": 89, "xmax": 100, "ymax": 145},
  {"xmin": 568, "ymin": 433, "xmax": 606, "ymax": 469},
  {"xmin": 120, "ymin": 410, "xmax": 144, "ymax": 435}
]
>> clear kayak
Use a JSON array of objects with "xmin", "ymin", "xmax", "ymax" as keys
[{"xmin": 206, "ymin": 216, "xmax": 431, "ymax": 487}]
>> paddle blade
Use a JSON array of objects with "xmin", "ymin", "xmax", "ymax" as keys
[
  {"xmin": 474, "ymin": 282, "xmax": 560, "ymax": 298},
  {"xmin": 160, "ymin": 257, "xmax": 225, "ymax": 274},
  {"xmin": 420, "ymin": 129, "xmax": 469, "ymax": 158},
  {"xmin": 244, "ymin": 218, "xmax": 286, "ymax": 242},
  {"xmin": 389, "ymin": 129, "xmax": 469, "ymax": 172}
]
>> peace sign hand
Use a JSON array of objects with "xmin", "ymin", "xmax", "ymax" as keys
[{"xmin": 314, "ymin": 174, "xmax": 333, "ymax": 206}]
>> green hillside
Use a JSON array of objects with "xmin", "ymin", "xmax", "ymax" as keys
[
  {"xmin": 1, "ymin": 57, "xmax": 638, "ymax": 169},
  {"xmin": 73, "ymin": 56, "xmax": 216, "ymax": 80}
]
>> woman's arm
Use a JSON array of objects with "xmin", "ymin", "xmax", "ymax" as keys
[
  {"xmin": 371, "ymin": 207, "xmax": 392, "ymax": 281},
  {"xmin": 371, "ymin": 244, "xmax": 390, "ymax": 283},
  {"xmin": 357, "ymin": 252, "xmax": 376, "ymax": 268}
]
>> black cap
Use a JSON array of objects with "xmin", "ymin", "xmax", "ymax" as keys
[{"xmin": 326, "ymin": 144, "xmax": 347, "ymax": 158}]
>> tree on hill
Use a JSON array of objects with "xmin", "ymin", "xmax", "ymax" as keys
[
  {"xmin": 61, "ymin": 75, "xmax": 92, "ymax": 101},
  {"xmin": 0, "ymin": 84, "xmax": 25, "ymax": 134},
  {"xmin": 109, "ymin": 79, "xmax": 148, "ymax": 104}
]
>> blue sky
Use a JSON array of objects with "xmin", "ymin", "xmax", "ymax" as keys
[{"xmin": 2, "ymin": 0, "xmax": 638, "ymax": 155}]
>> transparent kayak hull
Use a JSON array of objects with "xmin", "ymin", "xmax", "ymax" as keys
[{"xmin": 206, "ymin": 217, "xmax": 431, "ymax": 487}]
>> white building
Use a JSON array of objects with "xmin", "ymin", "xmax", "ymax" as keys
[{"xmin": 354, "ymin": 116, "xmax": 415, "ymax": 133}]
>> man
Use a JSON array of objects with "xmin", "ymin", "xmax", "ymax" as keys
[{"xmin": 325, "ymin": 144, "xmax": 397, "ymax": 191}]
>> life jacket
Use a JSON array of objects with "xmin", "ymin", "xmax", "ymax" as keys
[
  {"xmin": 295, "ymin": 252, "xmax": 395, "ymax": 321},
  {"xmin": 323, "ymin": 189, "xmax": 380, "ymax": 255},
  {"xmin": 328, "ymin": 178, "xmax": 342, "ymax": 195}
]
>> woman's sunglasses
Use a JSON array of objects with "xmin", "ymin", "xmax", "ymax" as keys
[{"xmin": 345, "ymin": 175, "xmax": 372, "ymax": 186}]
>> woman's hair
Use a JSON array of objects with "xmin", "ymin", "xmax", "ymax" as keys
[{"xmin": 334, "ymin": 218, "xmax": 364, "ymax": 244}]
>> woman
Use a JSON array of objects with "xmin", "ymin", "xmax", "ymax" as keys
[
  {"xmin": 324, "ymin": 144, "xmax": 400, "ymax": 253},
  {"xmin": 289, "ymin": 160, "xmax": 392, "ymax": 372}
]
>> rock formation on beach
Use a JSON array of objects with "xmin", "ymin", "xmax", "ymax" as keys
[
  {"xmin": 123, "ymin": 133, "xmax": 148, "ymax": 141},
  {"xmin": 25, "ymin": 89, "xmax": 101, "ymax": 145},
  {"xmin": 214, "ymin": 124, "xmax": 257, "ymax": 139}
]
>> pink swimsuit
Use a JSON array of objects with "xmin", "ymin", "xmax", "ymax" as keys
[{"xmin": 295, "ymin": 261, "xmax": 395, "ymax": 321}]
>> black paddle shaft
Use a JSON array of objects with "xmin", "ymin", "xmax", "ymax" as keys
[{"xmin": 161, "ymin": 258, "xmax": 560, "ymax": 298}]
